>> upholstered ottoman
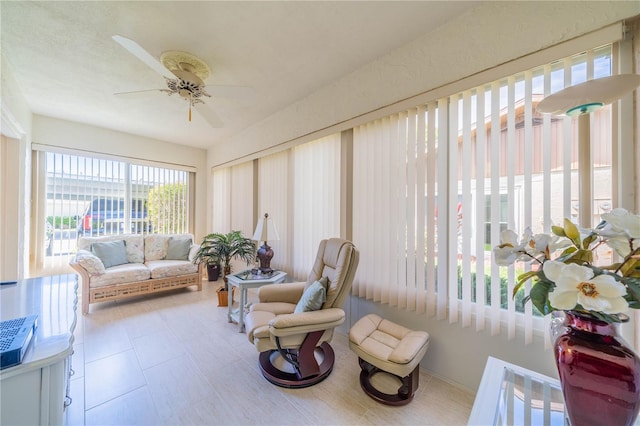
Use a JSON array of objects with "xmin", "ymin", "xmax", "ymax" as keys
[{"xmin": 349, "ymin": 314, "xmax": 430, "ymax": 405}]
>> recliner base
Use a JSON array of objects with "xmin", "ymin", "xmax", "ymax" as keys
[{"xmin": 259, "ymin": 342, "xmax": 335, "ymax": 388}]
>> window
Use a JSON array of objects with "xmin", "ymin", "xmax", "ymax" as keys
[
  {"xmin": 352, "ymin": 44, "xmax": 618, "ymax": 342},
  {"xmin": 211, "ymin": 133, "xmax": 342, "ymax": 280},
  {"xmin": 33, "ymin": 151, "xmax": 190, "ymax": 273}
]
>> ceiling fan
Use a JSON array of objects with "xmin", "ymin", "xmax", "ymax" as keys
[{"xmin": 112, "ymin": 35, "xmax": 254, "ymax": 127}]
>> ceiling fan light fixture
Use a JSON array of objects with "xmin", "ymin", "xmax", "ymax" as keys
[
  {"xmin": 566, "ymin": 102, "xmax": 604, "ymax": 116},
  {"xmin": 160, "ymin": 51, "xmax": 211, "ymax": 81},
  {"xmin": 537, "ymin": 74, "xmax": 640, "ymax": 116}
]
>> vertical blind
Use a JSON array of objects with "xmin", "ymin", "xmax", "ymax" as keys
[
  {"xmin": 353, "ymin": 106, "xmax": 442, "ymax": 315},
  {"xmin": 291, "ymin": 134, "xmax": 341, "ymax": 280},
  {"xmin": 211, "ymin": 134, "xmax": 341, "ymax": 280},
  {"xmin": 229, "ymin": 161, "xmax": 254, "ymax": 237},
  {"xmin": 352, "ymin": 45, "xmax": 614, "ymax": 341},
  {"xmin": 257, "ymin": 151, "xmax": 290, "ymax": 273},
  {"xmin": 211, "ymin": 168, "xmax": 231, "ymax": 232}
]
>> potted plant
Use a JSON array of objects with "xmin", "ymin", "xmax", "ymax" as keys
[
  {"xmin": 191, "ymin": 242, "xmax": 221, "ymax": 281},
  {"xmin": 193, "ymin": 230, "xmax": 256, "ymax": 305}
]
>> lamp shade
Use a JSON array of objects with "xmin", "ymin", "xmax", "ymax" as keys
[
  {"xmin": 252, "ymin": 213, "xmax": 280, "ymax": 242},
  {"xmin": 537, "ymin": 74, "xmax": 640, "ymax": 116}
]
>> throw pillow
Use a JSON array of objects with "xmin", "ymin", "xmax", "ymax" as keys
[
  {"xmin": 91, "ymin": 239, "xmax": 128, "ymax": 269},
  {"xmin": 165, "ymin": 237, "xmax": 191, "ymax": 261},
  {"xmin": 294, "ymin": 277, "xmax": 329, "ymax": 313}
]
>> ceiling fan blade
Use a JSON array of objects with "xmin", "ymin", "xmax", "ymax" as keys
[
  {"xmin": 114, "ymin": 89, "xmax": 170, "ymax": 96},
  {"xmin": 112, "ymin": 35, "xmax": 174, "ymax": 79},
  {"xmin": 193, "ymin": 103, "xmax": 223, "ymax": 128},
  {"xmin": 204, "ymin": 85, "xmax": 256, "ymax": 101}
]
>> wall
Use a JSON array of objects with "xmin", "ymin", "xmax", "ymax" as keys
[
  {"xmin": 208, "ymin": 1, "xmax": 640, "ymax": 166},
  {"xmin": 31, "ymin": 116, "xmax": 208, "ymax": 242},
  {"xmin": 208, "ymin": 1, "xmax": 640, "ymax": 392},
  {"xmin": 0, "ymin": 135, "xmax": 21, "ymax": 280},
  {"xmin": 1, "ymin": 54, "xmax": 32, "ymax": 279}
]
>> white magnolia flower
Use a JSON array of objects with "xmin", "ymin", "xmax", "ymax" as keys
[
  {"xmin": 544, "ymin": 260, "xmax": 629, "ymax": 314},
  {"xmin": 493, "ymin": 228, "xmax": 533, "ymax": 266},
  {"xmin": 602, "ymin": 208, "xmax": 640, "ymax": 239},
  {"xmin": 533, "ymin": 233, "xmax": 572, "ymax": 254},
  {"xmin": 599, "ymin": 208, "xmax": 640, "ymax": 257}
]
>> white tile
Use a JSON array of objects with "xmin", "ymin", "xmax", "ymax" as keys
[
  {"xmin": 143, "ymin": 355, "xmax": 216, "ymax": 419},
  {"xmin": 132, "ymin": 330, "xmax": 185, "ymax": 370},
  {"xmin": 78, "ymin": 281, "xmax": 474, "ymax": 425},
  {"xmin": 85, "ymin": 349, "xmax": 146, "ymax": 409},
  {"xmin": 85, "ymin": 386, "xmax": 162, "ymax": 426}
]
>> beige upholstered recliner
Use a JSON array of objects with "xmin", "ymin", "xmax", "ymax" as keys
[{"xmin": 244, "ymin": 238, "xmax": 359, "ymax": 388}]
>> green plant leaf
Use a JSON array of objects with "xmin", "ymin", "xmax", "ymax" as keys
[
  {"xmin": 512, "ymin": 270, "xmax": 539, "ymax": 299},
  {"xmin": 552, "ymin": 225, "xmax": 566, "ymax": 237},
  {"xmin": 556, "ymin": 246, "xmax": 577, "ymax": 261},
  {"xmin": 589, "ymin": 311, "xmax": 624, "ymax": 323},
  {"xmin": 624, "ymin": 277, "xmax": 640, "ymax": 305},
  {"xmin": 620, "ymin": 259, "xmax": 640, "ymax": 278},
  {"xmin": 582, "ymin": 233, "xmax": 597, "ymax": 249},
  {"xmin": 528, "ymin": 280, "xmax": 554, "ymax": 315},
  {"xmin": 564, "ymin": 249, "xmax": 593, "ymax": 265},
  {"xmin": 563, "ymin": 218, "xmax": 581, "ymax": 247}
]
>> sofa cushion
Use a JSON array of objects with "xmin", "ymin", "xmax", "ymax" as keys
[
  {"xmin": 165, "ymin": 237, "xmax": 191, "ymax": 261},
  {"xmin": 144, "ymin": 234, "xmax": 169, "ymax": 261},
  {"xmin": 145, "ymin": 260, "xmax": 198, "ymax": 279},
  {"xmin": 90, "ymin": 263, "xmax": 151, "ymax": 288},
  {"xmin": 92, "ymin": 240, "xmax": 128, "ymax": 269},
  {"xmin": 144, "ymin": 234, "xmax": 195, "ymax": 261},
  {"xmin": 78, "ymin": 235, "xmax": 144, "ymax": 264}
]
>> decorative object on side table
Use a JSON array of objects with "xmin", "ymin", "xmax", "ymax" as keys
[
  {"xmin": 193, "ymin": 230, "xmax": 256, "ymax": 306},
  {"xmin": 493, "ymin": 209, "xmax": 640, "ymax": 426},
  {"xmin": 252, "ymin": 213, "xmax": 280, "ymax": 274}
]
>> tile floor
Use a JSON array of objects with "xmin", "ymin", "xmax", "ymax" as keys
[{"xmin": 68, "ymin": 280, "xmax": 474, "ymax": 425}]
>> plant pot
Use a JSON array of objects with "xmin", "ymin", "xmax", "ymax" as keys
[
  {"xmin": 551, "ymin": 310, "xmax": 640, "ymax": 426},
  {"xmin": 217, "ymin": 286, "xmax": 229, "ymax": 307},
  {"xmin": 207, "ymin": 264, "xmax": 220, "ymax": 281}
]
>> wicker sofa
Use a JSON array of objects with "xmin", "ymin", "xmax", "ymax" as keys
[{"xmin": 70, "ymin": 233, "xmax": 202, "ymax": 314}]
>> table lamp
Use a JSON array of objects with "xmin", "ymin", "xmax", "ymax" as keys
[
  {"xmin": 252, "ymin": 213, "xmax": 280, "ymax": 274},
  {"xmin": 536, "ymin": 74, "xmax": 640, "ymax": 228}
]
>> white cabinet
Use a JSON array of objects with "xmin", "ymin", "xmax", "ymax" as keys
[{"xmin": 1, "ymin": 274, "xmax": 77, "ymax": 426}]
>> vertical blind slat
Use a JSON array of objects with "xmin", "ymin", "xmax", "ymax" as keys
[
  {"xmin": 461, "ymin": 91, "xmax": 472, "ymax": 327},
  {"xmin": 506, "ymin": 76, "xmax": 517, "ymax": 340},
  {"xmin": 425, "ymin": 102, "xmax": 437, "ymax": 317},
  {"xmin": 416, "ymin": 105, "xmax": 427, "ymax": 314}
]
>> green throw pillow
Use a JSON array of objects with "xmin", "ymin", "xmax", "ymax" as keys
[
  {"xmin": 165, "ymin": 237, "xmax": 191, "ymax": 260},
  {"xmin": 294, "ymin": 277, "xmax": 329, "ymax": 313},
  {"xmin": 91, "ymin": 240, "xmax": 128, "ymax": 269}
]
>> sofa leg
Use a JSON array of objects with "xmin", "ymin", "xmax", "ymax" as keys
[{"xmin": 80, "ymin": 282, "xmax": 89, "ymax": 315}]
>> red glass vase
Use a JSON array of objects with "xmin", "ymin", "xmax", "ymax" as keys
[{"xmin": 551, "ymin": 311, "xmax": 640, "ymax": 426}]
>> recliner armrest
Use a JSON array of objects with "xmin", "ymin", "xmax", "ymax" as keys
[
  {"xmin": 258, "ymin": 282, "xmax": 305, "ymax": 304},
  {"xmin": 269, "ymin": 308, "xmax": 345, "ymax": 337}
]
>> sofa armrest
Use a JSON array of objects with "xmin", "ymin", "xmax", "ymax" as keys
[
  {"xmin": 258, "ymin": 282, "xmax": 305, "ymax": 304},
  {"xmin": 70, "ymin": 250, "xmax": 106, "ymax": 276},
  {"xmin": 268, "ymin": 308, "xmax": 345, "ymax": 337}
]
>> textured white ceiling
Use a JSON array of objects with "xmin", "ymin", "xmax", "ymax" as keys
[{"xmin": 1, "ymin": 1, "xmax": 476, "ymax": 149}]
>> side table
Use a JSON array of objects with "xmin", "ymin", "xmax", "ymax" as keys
[
  {"xmin": 469, "ymin": 356, "xmax": 565, "ymax": 426},
  {"xmin": 226, "ymin": 270, "xmax": 287, "ymax": 332}
]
